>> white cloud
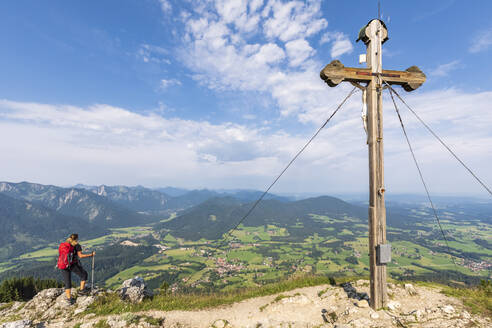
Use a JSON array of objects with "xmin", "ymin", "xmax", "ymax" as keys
[
  {"xmin": 319, "ymin": 31, "xmax": 354, "ymax": 59},
  {"xmin": 285, "ymin": 38, "xmax": 314, "ymax": 67},
  {"xmin": 249, "ymin": 0, "xmax": 264, "ymax": 13},
  {"xmin": 243, "ymin": 114, "xmax": 256, "ymax": 120},
  {"xmin": 158, "ymin": 0, "xmax": 172, "ymax": 14},
  {"xmin": 253, "ymin": 43, "xmax": 285, "ymax": 65},
  {"xmin": 215, "ymin": 0, "xmax": 247, "ymax": 23},
  {"xmin": 137, "ymin": 44, "xmax": 170, "ymax": 64},
  {"xmin": 0, "ymin": 99, "xmax": 353, "ymax": 190},
  {"xmin": 319, "ymin": 32, "xmax": 332, "ymax": 45},
  {"xmin": 429, "ymin": 60, "xmax": 461, "ymax": 77},
  {"xmin": 0, "ymin": 99, "xmax": 298, "ymax": 163},
  {"xmin": 330, "ymin": 33, "xmax": 353, "ymax": 58},
  {"xmin": 178, "ymin": 0, "xmax": 335, "ymax": 122},
  {"xmin": 263, "ymin": 0, "xmax": 327, "ymax": 42},
  {"xmin": 2, "ymin": 86, "xmax": 492, "ymax": 194},
  {"xmin": 469, "ymin": 28, "xmax": 492, "ymax": 53},
  {"xmin": 160, "ymin": 78, "xmax": 182, "ymax": 89}
]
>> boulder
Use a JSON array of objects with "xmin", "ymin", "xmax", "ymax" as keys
[
  {"xmin": 404, "ymin": 283, "xmax": 418, "ymax": 296},
  {"xmin": 118, "ymin": 276, "xmax": 151, "ymax": 303},
  {"xmin": 12, "ymin": 287, "xmax": 99, "ymax": 323},
  {"xmin": 387, "ymin": 300, "xmax": 401, "ymax": 311},
  {"xmin": 442, "ymin": 305, "xmax": 455, "ymax": 314},
  {"xmin": 0, "ymin": 320, "xmax": 32, "ymax": 328},
  {"xmin": 414, "ymin": 309, "xmax": 424, "ymax": 320},
  {"xmin": 321, "ymin": 309, "xmax": 338, "ymax": 324},
  {"xmin": 105, "ymin": 317, "xmax": 128, "ymax": 328},
  {"xmin": 355, "ymin": 299, "xmax": 369, "ymax": 308},
  {"xmin": 19, "ymin": 288, "xmax": 65, "ymax": 321},
  {"xmin": 74, "ymin": 295, "xmax": 97, "ymax": 315},
  {"xmin": 23, "ymin": 288, "xmax": 64, "ymax": 311},
  {"xmin": 0, "ymin": 302, "xmax": 24, "ymax": 319}
]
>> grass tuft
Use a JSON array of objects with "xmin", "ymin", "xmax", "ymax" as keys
[
  {"xmin": 142, "ymin": 315, "xmax": 164, "ymax": 326},
  {"xmin": 0, "ymin": 314, "xmax": 21, "ymax": 325},
  {"xmin": 93, "ymin": 319, "xmax": 111, "ymax": 328},
  {"xmin": 440, "ymin": 280, "xmax": 491, "ymax": 317},
  {"xmin": 122, "ymin": 313, "xmax": 140, "ymax": 324},
  {"xmin": 0, "ymin": 302, "xmax": 13, "ymax": 312}
]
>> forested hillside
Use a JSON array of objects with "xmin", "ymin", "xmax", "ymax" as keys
[{"xmin": 0, "ymin": 193, "xmax": 106, "ymax": 260}]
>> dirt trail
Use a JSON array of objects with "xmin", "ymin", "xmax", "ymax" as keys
[{"xmin": 138, "ymin": 281, "xmax": 490, "ymax": 328}]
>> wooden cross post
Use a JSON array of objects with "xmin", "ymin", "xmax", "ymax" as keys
[{"xmin": 320, "ymin": 19, "xmax": 426, "ymax": 309}]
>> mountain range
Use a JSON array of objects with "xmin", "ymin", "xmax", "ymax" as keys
[
  {"xmin": 4, "ymin": 180, "xmax": 488, "ymax": 263},
  {"xmin": 75, "ymin": 184, "xmax": 171, "ymax": 213},
  {"xmin": 0, "ymin": 181, "xmax": 293, "ymax": 257},
  {"xmin": 0, "ymin": 193, "xmax": 106, "ymax": 259},
  {"xmin": 0, "ymin": 182, "xmax": 154, "ymax": 228}
]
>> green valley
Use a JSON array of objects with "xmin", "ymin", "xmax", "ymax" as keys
[{"xmin": 0, "ymin": 182, "xmax": 490, "ymax": 294}]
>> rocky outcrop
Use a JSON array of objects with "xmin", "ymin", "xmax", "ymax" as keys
[
  {"xmin": 117, "ymin": 276, "xmax": 151, "ymax": 303},
  {"xmin": 0, "ymin": 320, "xmax": 32, "ymax": 328},
  {"xmin": 0, "ymin": 287, "xmax": 102, "ymax": 327},
  {"xmin": 17, "ymin": 288, "xmax": 100, "ymax": 322},
  {"xmin": 0, "ymin": 279, "xmax": 490, "ymax": 328}
]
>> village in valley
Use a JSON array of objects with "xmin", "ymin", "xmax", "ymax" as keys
[{"xmin": 78, "ymin": 204, "xmax": 491, "ymax": 293}]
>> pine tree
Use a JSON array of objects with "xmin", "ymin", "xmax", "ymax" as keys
[{"xmin": 0, "ymin": 277, "xmax": 62, "ymax": 302}]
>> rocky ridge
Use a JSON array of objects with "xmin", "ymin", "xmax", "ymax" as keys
[{"xmin": 0, "ymin": 278, "xmax": 489, "ymax": 328}]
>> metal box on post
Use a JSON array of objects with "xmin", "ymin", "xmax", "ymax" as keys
[{"xmin": 376, "ymin": 244, "xmax": 391, "ymax": 264}]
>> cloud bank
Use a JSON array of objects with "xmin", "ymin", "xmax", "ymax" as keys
[{"xmin": 1, "ymin": 86, "xmax": 492, "ymax": 195}]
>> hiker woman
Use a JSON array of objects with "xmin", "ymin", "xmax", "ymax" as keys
[{"xmin": 57, "ymin": 233, "xmax": 95, "ymax": 304}]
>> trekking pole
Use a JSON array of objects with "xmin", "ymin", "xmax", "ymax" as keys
[{"xmin": 91, "ymin": 252, "xmax": 95, "ymax": 294}]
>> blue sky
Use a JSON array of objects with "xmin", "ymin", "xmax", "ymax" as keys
[{"xmin": 1, "ymin": 0, "xmax": 492, "ymax": 196}]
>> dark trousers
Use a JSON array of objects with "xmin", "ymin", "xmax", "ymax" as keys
[{"xmin": 60, "ymin": 263, "xmax": 88, "ymax": 289}]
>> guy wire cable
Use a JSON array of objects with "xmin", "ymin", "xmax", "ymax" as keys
[
  {"xmin": 210, "ymin": 86, "xmax": 359, "ymax": 254},
  {"xmin": 387, "ymin": 87, "xmax": 458, "ymax": 269},
  {"xmin": 383, "ymin": 81, "xmax": 492, "ymax": 198}
]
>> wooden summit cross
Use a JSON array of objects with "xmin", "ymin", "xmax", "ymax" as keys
[{"xmin": 320, "ymin": 19, "xmax": 426, "ymax": 309}]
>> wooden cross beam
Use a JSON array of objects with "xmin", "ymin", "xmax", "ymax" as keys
[
  {"xmin": 319, "ymin": 19, "xmax": 426, "ymax": 310},
  {"xmin": 320, "ymin": 60, "xmax": 426, "ymax": 91}
]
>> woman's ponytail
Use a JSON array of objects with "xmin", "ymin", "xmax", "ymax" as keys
[{"xmin": 66, "ymin": 233, "xmax": 79, "ymax": 246}]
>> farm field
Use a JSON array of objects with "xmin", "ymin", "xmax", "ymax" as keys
[
  {"xmin": 1, "ymin": 201, "xmax": 490, "ymax": 292},
  {"xmin": 93, "ymin": 210, "xmax": 491, "ymax": 292}
]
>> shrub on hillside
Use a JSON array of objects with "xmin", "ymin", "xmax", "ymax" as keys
[{"xmin": 441, "ymin": 279, "xmax": 491, "ymax": 316}]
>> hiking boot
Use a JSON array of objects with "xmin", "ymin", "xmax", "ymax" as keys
[
  {"xmin": 63, "ymin": 297, "xmax": 75, "ymax": 306},
  {"xmin": 78, "ymin": 288, "xmax": 90, "ymax": 296}
]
